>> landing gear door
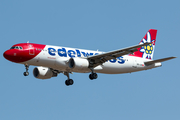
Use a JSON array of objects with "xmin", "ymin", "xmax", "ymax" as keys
[{"xmin": 29, "ymin": 44, "xmax": 35, "ymax": 55}]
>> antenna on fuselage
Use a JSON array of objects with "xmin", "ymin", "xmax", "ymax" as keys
[{"xmin": 27, "ymin": 41, "xmax": 29, "ymax": 43}]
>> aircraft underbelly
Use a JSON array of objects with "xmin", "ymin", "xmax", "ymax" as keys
[{"xmin": 94, "ymin": 60, "xmax": 133, "ymax": 74}]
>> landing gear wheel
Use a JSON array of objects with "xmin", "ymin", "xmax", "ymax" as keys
[
  {"xmin": 24, "ymin": 64, "xmax": 29, "ymax": 76},
  {"xmin": 65, "ymin": 79, "xmax": 74, "ymax": 86},
  {"xmin": 89, "ymin": 74, "xmax": 93, "ymax": 80},
  {"xmin": 89, "ymin": 73, "xmax": 98, "ymax": 80},
  {"xmin": 23, "ymin": 72, "xmax": 29, "ymax": 76},
  {"xmin": 92, "ymin": 73, "xmax": 98, "ymax": 79}
]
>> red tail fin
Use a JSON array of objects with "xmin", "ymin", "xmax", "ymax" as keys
[{"xmin": 129, "ymin": 29, "xmax": 157, "ymax": 60}]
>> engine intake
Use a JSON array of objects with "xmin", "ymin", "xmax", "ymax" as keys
[
  {"xmin": 68, "ymin": 58, "xmax": 89, "ymax": 71},
  {"xmin": 33, "ymin": 67, "xmax": 55, "ymax": 79}
]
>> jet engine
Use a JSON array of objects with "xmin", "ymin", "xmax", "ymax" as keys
[
  {"xmin": 33, "ymin": 67, "xmax": 55, "ymax": 79},
  {"xmin": 68, "ymin": 58, "xmax": 90, "ymax": 71}
]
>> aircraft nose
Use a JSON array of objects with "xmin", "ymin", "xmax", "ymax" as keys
[
  {"xmin": 3, "ymin": 50, "xmax": 17, "ymax": 62},
  {"xmin": 4, "ymin": 50, "xmax": 11, "ymax": 60}
]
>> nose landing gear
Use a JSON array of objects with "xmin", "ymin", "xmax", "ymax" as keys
[{"xmin": 23, "ymin": 64, "xmax": 29, "ymax": 76}]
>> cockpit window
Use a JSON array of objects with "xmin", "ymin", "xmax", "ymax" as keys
[
  {"xmin": 10, "ymin": 47, "xmax": 15, "ymax": 49},
  {"xmin": 10, "ymin": 46, "xmax": 23, "ymax": 50}
]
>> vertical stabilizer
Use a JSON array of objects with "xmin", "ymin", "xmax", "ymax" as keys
[{"xmin": 130, "ymin": 29, "xmax": 157, "ymax": 60}]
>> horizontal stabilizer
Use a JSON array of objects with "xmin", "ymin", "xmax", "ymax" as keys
[{"xmin": 144, "ymin": 57, "xmax": 176, "ymax": 66}]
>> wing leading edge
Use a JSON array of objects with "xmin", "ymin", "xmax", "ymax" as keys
[{"xmin": 87, "ymin": 43, "xmax": 151, "ymax": 68}]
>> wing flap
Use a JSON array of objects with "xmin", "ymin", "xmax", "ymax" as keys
[{"xmin": 144, "ymin": 57, "xmax": 176, "ymax": 66}]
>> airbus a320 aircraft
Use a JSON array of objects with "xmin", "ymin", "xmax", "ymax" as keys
[{"xmin": 3, "ymin": 29, "xmax": 176, "ymax": 86}]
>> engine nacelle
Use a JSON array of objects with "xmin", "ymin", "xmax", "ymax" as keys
[
  {"xmin": 33, "ymin": 67, "xmax": 54, "ymax": 79},
  {"xmin": 68, "ymin": 58, "xmax": 90, "ymax": 71}
]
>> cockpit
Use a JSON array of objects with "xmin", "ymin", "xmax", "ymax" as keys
[{"xmin": 10, "ymin": 46, "xmax": 23, "ymax": 50}]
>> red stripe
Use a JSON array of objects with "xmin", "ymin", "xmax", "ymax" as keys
[{"xmin": 3, "ymin": 43, "xmax": 46, "ymax": 63}]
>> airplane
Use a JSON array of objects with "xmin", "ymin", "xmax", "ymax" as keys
[{"xmin": 3, "ymin": 29, "xmax": 176, "ymax": 86}]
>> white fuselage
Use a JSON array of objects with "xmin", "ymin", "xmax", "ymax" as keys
[{"xmin": 21, "ymin": 45, "xmax": 159, "ymax": 74}]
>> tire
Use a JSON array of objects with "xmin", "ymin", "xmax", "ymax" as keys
[
  {"xmin": 23, "ymin": 72, "xmax": 29, "ymax": 76},
  {"xmin": 89, "ymin": 74, "xmax": 94, "ymax": 80},
  {"xmin": 65, "ymin": 79, "xmax": 74, "ymax": 86},
  {"xmin": 69, "ymin": 79, "xmax": 74, "ymax": 85},
  {"xmin": 92, "ymin": 73, "xmax": 98, "ymax": 79}
]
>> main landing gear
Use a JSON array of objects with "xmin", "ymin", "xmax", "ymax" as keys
[
  {"xmin": 64, "ymin": 72, "xmax": 74, "ymax": 86},
  {"xmin": 89, "ymin": 73, "xmax": 98, "ymax": 80},
  {"xmin": 63, "ymin": 71, "xmax": 98, "ymax": 86},
  {"xmin": 89, "ymin": 68, "xmax": 98, "ymax": 80},
  {"xmin": 23, "ymin": 64, "xmax": 29, "ymax": 76}
]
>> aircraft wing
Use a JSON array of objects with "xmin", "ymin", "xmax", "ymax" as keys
[
  {"xmin": 87, "ymin": 43, "xmax": 150, "ymax": 68},
  {"xmin": 144, "ymin": 57, "xmax": 176, "ymax": 66}
]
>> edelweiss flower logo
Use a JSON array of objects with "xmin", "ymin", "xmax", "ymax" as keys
[{"xmin": 139, "ymin": 32, "xmax": 155, "ymax": 59}]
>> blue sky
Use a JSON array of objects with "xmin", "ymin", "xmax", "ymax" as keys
[{"xmin": 0, "ymin": 0, "xmax": 179, "ymax": 120}]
